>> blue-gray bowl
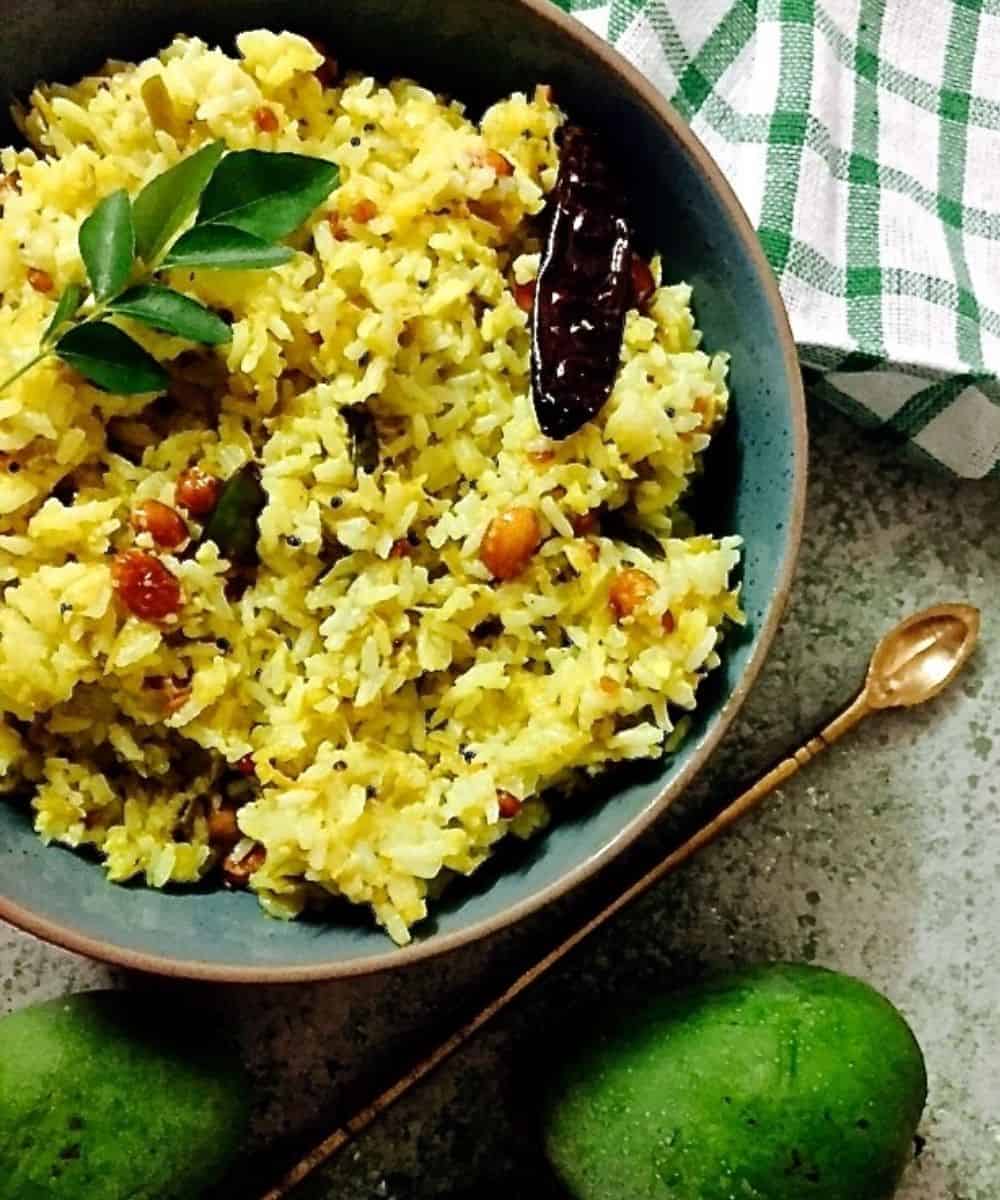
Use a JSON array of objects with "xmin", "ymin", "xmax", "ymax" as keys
[{"xmin": 0, "ymin": 0, "xmax": 806, "ymax": 981}]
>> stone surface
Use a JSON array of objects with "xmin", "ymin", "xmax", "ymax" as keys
[{"xmin": 2, "ymin": 398, "xmax": 998, "ymax": 1199}]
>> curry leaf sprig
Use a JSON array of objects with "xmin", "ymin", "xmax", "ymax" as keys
[{"xmin": 0, "ymin": 142, "xmax": 339, "ymax": 396}]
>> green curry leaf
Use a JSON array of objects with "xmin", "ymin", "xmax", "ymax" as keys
[
  {"xmin": 162, "ymin": 224, "xmax": 293, "ymax": 271},
  {"xmin": 197, "ymin": 151, "xmax": 339, "ymax": 241},
  {"xmin": 40, "ymin": 283, "xmax": 85, "ymax": 347},
  {"xmin": 343, "ymin": 405, "xmax": 379, "ymax": 473},
  {"xmin": 0, "ymin": 144, "xmax": 336, "ymax": 400},
  {"xmin": 132, "ymin": 140, "xmax": 225, "ymax": 265},
  {"xmin": 56, "ymin": 321, "xmax": 168, "ymax": 394},
  {"xmin": 599, "ymin": 508, "xmax": 666, "ymax": 560},
  {"xmin": 109, "ymin": 284, "xmax": 232, "ymax": 345},
  {"xmin": 199, "ymin": 462, "xmax": 266, "ymax": 565},
  {"xmin": 78, "ymin": 190, "xmax": 134, "ymax": 301}
]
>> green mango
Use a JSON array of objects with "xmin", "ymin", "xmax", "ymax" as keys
[
  {"xmin": 542, "ymin": 964, "xmax": 927, "ymax": 1200},
  {"xmin": 0, "ymin": 990, "xmax": 249, "ymax": 1199}
]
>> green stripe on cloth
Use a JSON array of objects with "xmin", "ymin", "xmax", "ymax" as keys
[
  {"xmin": 802, "ymin": 348, "xmax": 952, "ymax": 386},
  {"xmin": 673, "ymin": 1, "xmax": 758, "ymax": 121},
  {"xmin": 642, "ymin": 0, "xmax": 691, "ymax": 81},
  {"xmin": 845, "ymin": 2, "xmax": 885, "ymax": 356},
  {"xmin": 609, "ymin": 0, "xmax": 644, "ymax": 42},
  {"xmin": 757, "ymin": 0, "xmax": 815, "ymax": 278},
  {"xmin": 695, "ymin": 88, "xmax": 1000, "ymax": 241},
  {"xmin": 885, "ymin": 374, "xmax": 979, "ymax": 439},
  {"xmin": 559, "ymin": 0, "xmax": 1000, "ymax": 475},
  {"xmin": 779, "ymin": 238, "xmax": 1000, "ymax": 340},
  {"xmin": 940, "ymin": 1, "xmax": 984, "ymax": 375},
  {"xmin": 814, "ymin": 3, "xmax": 1000, "ymax": 135},
  {"xmin": 806, "ymin": 371, "xmax": 888, "ymax": 430}
]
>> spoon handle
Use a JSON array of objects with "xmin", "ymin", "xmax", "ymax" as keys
[
  {"xmin": 258, "ymin": 691, "xmax": 875, "ymax": 1200},
  {"xmin": 729, "ymin": 690, "xmax": 871, "ymax": 811}
]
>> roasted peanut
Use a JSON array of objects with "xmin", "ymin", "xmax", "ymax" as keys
[
  {"xmin": 112, "ymin": 551, "xmax": 183, "ymax": 622},
  {"xmin": 254, "ymin": 106, "xmax": 279, "ymax": 133},
  {"xmin": 175, "ymin": 466, "xmax": 222, "ymax": 516},
  {"xmin": 497, "ymin": 790, "xmax": 523, "ymax": 819},
  {"xmin": 222, "ymin": 843, "xmax": 266, "ymax": 888},
  {"xmin": 27, "ymin": 268, "xmax": 53, "ymax": 293},
  {"xmin": 480, "ymin": 507, "xmax": 541, "ymax": 581},
  {"xmin": 609, "ymin": 568, "xmax": 657, "ymax": 620},
  {"xmin": 484, "ymin": 149, "xmax": 514, "ymax": 177},
  {"xmin": 571, "ymin": 510, "xmax": 599, "ymax": 536},
  {"xmin": 208, "ymin": 807, "xmax": 240, "ymax": 846},
  {"xmin": 131, "ymin": 499, "xmax": 189, "ymax": 550},
  {"xmin": 351, "ymin": 198, "xmax": 377, "ymax": 223}
]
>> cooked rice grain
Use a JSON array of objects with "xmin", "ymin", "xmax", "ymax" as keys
[{"xmin": 0, "ymin": 32, "xmax": 741, "ymax": 943}]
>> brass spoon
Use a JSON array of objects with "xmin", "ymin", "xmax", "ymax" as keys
[{"xmin": 260, "ymin": 602, "xmax": 980, "ymax": 1200}]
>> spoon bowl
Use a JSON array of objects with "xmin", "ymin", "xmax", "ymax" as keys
[{"xmin": 864, "ymin": 603, "xmax": 981, "ymax": 710}]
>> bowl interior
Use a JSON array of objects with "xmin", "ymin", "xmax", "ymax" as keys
[{"xmin": 0, "ymin": 0, "xmax": 805, "ymax": 979}]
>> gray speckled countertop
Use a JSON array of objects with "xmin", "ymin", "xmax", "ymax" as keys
[{"xmin": 2, "ymin": 398, "xmax": 998, "ymax": 1199}]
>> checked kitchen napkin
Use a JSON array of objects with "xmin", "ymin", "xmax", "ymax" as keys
[{"xmin": 558, "ymin": 0, "xmax": 1000, "ymax": 477}]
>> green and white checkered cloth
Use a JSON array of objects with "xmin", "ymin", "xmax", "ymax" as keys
[{"xmin": 558, "ymin": 0, "xmax": 1000, "ymax": 477}]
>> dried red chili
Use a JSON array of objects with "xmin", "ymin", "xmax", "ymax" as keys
[
  {"xmin": 531, "ymin": 126, "xmax": 632, "ymax": 439},
  {"xmin": 235, "ymin": 754, "xmax": 256, "ymax": 777},
  {"xmin": 513, "ymin": 280, "xmax": 536, "ymax": 313},
  {"xmin": 630, "ymin": 253, "xmax": 656, "ymax": 308},
  {"xmin": 310, "ymin": 39, "xmax": 339, "ymax": 87}
]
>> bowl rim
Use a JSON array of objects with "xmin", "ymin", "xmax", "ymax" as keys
[{"xmin": 0, "ymin": 0, "xmax": 807, "ymax": 983}]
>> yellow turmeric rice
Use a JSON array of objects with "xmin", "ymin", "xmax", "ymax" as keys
[{"xmin": 0, "ymin": 31, "xmax": 741, "ymax": 944}]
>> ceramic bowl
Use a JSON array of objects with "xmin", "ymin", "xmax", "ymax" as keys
[{"xmin": 0, "ymin": 0, "xmax": 806, "ymax": 980}]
